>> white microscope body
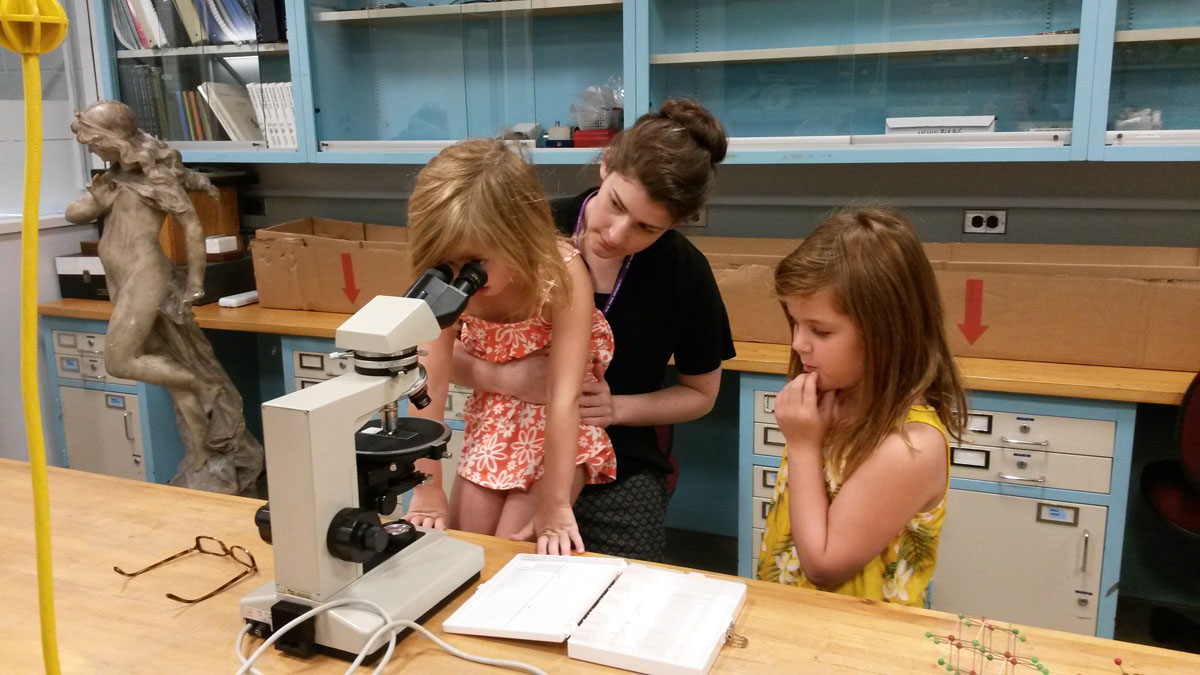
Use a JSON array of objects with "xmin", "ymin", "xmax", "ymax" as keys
[{"xmin": 240, "ymin": 269, "xmax": 486, "ymax": 661}]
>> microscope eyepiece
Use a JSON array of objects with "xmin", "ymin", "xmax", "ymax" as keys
[{"xmin": 453, "ymin": 260, "xmax": 488, "ymax": 295}]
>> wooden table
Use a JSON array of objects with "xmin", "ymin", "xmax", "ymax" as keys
[
  {"xmin": 4, "ymin": 459, "xmax": 1199, "ymax": 673},
  {"xmin": 39, "ymin": 299, "xmax": 1196, "ymax": 405}
]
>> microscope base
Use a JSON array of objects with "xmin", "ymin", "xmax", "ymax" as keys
[{"xmin": 240, "ymin": 528, "xmax": 485, "ymax": 661}]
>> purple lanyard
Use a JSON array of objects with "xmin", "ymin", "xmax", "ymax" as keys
[{"xmin": 574, "ymin": 190, "xmax": 633, "ymax": 317}]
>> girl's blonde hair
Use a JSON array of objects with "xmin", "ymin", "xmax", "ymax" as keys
[
  {"xmin": 774, "ymin": 207, "xmax": 966, "ymax": 480},
  {"xmin": 408, "ymin": 139, "xmax": 569, "ymax": 319}
]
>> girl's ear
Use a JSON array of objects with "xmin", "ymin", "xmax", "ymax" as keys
[{"xmin": 599, "ymin": 151, "xmax": 610, "ymax": 181}]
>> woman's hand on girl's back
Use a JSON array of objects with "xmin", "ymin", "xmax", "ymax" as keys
[
  {"xmin": 402, "ymin": 485, "xmax": 449, "ymax": 530},
  {"xmin": 775, "ymin": 372, "xmax": 835, "ymax": 454}
]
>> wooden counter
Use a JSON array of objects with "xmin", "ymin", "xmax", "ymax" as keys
[
  {"xmin": 40, "ymin": 299, "xmax": 1195, "ymax": 405},
  {"xmin": 4, "ymin": 458, "xmax": 1199, "ymax": 673}
]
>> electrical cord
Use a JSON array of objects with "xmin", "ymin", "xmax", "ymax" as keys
[{"xmin": 234, "ymin": 597, "xmax": 546, "ymax": 675}]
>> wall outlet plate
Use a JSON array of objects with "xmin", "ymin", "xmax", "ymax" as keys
[{"xmin": 963, "ymin": 209, "xmax": 1007, "ymax": 234}]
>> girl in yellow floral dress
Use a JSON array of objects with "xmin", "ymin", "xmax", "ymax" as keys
[{"xmin": 756, "ymin": 208, "xmax": 966, "ymax": 607}]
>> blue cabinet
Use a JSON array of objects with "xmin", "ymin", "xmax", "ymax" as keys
[
  {"xmin": 41, "ymin": 316, "xmax": 186, "ymax": 483},
  {"xmin": 736, "ymin": 372, "xmax": 1137, "ymax": 639}
]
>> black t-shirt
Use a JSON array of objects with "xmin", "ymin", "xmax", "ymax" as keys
[{"xmin": 552, "ymin": 189, "xmax": 736, "ymax": 480}]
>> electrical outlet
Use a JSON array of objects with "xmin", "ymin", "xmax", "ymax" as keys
[{"xmin": 963, "ymin": 209, "xmax": 1007, "ymax": 234}]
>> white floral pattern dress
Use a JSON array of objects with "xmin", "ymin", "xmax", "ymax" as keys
[{"xmin": 456, "ymin": 252, "xmax": 617, "ymax": 491}]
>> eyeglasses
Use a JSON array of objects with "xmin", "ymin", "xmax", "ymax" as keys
[{"xmin": 114, "ymin": 535, "xmax": 257, "ymax": 604}]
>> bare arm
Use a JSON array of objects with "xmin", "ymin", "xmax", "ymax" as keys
[
  {"xmin": 583, "ymin": 368, "xmax": 721, "ymax": 428},
  {"xmin": 778, "ymin": 375, "xmax": 947, "ymax": 587},
  {"xmin": 176, "ymin": 207, "xmax": 207, "ymax": 300},
  {"xmin": 531, "ymin": 256, "xmax": 595, "ymax": 555},
  {"xmin": 65, "ymin": 179, "xmax": 112, "ymax": 224},
  {"xmin": 403, "ymin": 325, "xmax": 457, "ymax": 529}
]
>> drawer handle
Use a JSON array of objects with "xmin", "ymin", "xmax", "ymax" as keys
[
  {"xmin": 124, "ymin": 412, "xmax": 134, "ymax": 441},
  {"xmin": 997, "ymin": 472, "xmax": 1046, "ymax": 483},
  {"xmin": 82, "ymin": 372, "xmax": 106, "ymax": 380},
  {"xmin": 1000, "ymin": 436, "xmax": 1049, "ymax": 447},
  {"xmin": 762, "ymin": 426, "xmax": 785, "ymax": 447},
  {"xmin": 80, "ymin": 348, "xmax": 104, "ymax": 355},
  {"xmin": 1081, "ymin": 530, "xmax": 1090, "ymax": 573}
]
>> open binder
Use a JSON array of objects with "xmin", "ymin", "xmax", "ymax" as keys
[{"xmin": 443, "ymin": 554, "xmax": 747, "ymax": 675}]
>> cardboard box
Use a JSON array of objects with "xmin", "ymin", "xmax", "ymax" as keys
[
  {"xmin": 250, "ymin": 217, "xmax": 412, "ymax": 313},
  {"xmin": 690, "ymin": 236, "xmax": 1200, "ymax": 372}
]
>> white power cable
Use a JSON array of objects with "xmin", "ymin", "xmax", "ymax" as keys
[
  {"xmin": 233, "ymin": 597, "xmax": 545, "ymax": 675},
  {"xmin": 351, "ymin": 618, "xmax": 547, "ymax": 675}
]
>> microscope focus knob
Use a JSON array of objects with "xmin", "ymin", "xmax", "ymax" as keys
[
  {"xmin": 327, "ymin": 507, "xmax": 389, "ymax": 563},
  {"xmin": 255, "ymin": 503, "xmax": 272, "ymax": 544}
]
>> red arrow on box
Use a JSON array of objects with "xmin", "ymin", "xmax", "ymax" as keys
[
  {"xmin": 957, "ymin": 278, "xmax": 989, "ymax": 344},
  {"xmin": 341, "ymin": 252, "xmax": 360, "ymax": 303}
]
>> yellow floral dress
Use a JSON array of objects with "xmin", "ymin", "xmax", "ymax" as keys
[{"xmin": 755, "ymin": 405, "xmax": 949, "ymax": 607}]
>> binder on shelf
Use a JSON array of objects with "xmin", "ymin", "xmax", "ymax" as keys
[
  {"xmin": 172, "ymin": 0, "xmax": 207, "ymax": 45},
  {"xmin": 444, "ymin": 554, "xmax": 747, "ymax": 675},
  {"xmin": 111, "ymin": 0, "xmax": 139, "ymax": 50},
  {"xmin": 129, "ymin": 0, "xmax": 165, "ymax": 48},
  {"xmin": 253, "ymin": 0, "xmax": 285, "ymax": 42},
  {"xmin": 198, "ymin": 81, "xmax": 263, "ymax": 142},
  {"xmin": 152, "ymin": 0, "xmax": 189, "ymax": 47}
]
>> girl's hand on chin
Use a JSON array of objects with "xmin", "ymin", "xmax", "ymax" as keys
[{"xmin": 775, "ymin": 372, "xmax": 836, "ymax": 453}]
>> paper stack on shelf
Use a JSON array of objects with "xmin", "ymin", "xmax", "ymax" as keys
[{"xmin": 247, "ymin": 81, "xmax": 296, "ymax": 149}]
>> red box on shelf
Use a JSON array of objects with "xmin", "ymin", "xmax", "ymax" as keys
[{"xmin": 573, "ymin": 129, "xmax": 617, "ymax": 147}]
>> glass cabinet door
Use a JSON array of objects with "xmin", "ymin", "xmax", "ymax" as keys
[
  {"xmin": 98, "ymin": 0, "xmax": 299, "ymax": 160},
  {"xmin": 308, "ymin": 0, "xmax": 625, "ymax": 164},
  {"xmin": 647, "ymin": 0, "xmax": 1087, "ymax": 162},
  {"xmin": 1103, "ymin": 0, "xmax": 1200, "ymax": 156}
]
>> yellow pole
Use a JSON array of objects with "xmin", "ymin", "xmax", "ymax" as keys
[{"xmin": 0, "ymin": 1, "xmax": 69, "ymax": 672}]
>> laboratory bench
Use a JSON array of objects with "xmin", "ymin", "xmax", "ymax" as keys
[
  {"xmin": 37, "ymin": 299, "xmax": 1198, "ymax": 641},
  {"xmin": 5, "ymin": 458, "xmax": 1200, "ymax": 673}
]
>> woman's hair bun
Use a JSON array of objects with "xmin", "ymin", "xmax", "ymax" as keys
[{"xmin": 660, "ymin": 98, "xmax": 728, "ymax": 165}]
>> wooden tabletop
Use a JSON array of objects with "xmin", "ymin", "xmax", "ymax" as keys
[
  {"xmin": 40, "ymin": 299, "xmax": 1195, "ymax": 404},
  {"xmin": 4, "ymin": 459, "xmax": 1199, "ymax": 673}
]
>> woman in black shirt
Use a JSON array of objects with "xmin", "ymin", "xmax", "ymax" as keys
[{"xmin": 450, "ymin": 99, "xmax": 735, "ymax": 561}]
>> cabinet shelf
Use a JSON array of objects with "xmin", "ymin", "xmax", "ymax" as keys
[
  {"xmin": 313, "ymin": 0, "xmax": 620, "ymax": 23},
  {"xmin": 650, "ymin": 33, "xmax": 1080, "ymax": 66},
  {"xmin": 1113, "ymin": 26, "xmax": 1200, "ymax": 44},
  {"xmin": 115, "ymin": 42, "xmax": 289, "ymax": 60}
]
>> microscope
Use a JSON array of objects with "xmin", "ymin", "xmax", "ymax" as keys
[{"xmin": 240, "ymin": 263, "xmax": 488, "ymax": 661}]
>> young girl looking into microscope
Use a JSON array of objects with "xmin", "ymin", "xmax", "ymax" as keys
[
  {"xmin": 401, "ymin": 138, "xmax": 615, "ymax": 556},
  {"xmin": 757, "ymin": 207, "xmax": 966, "ymax": 607}
]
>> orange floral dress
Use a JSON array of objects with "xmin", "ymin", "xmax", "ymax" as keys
[{"xmin": 456, "ymin": 254, "xmax": 617, "ymax": 491}]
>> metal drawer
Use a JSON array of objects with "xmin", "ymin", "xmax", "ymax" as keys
[
  {"xmin": 58, "ymin": 354, "xmax": 134, "ymax": 386},
  {"xmin": 294, "ymin": 351, "xmax": 353, "ymax": 379},
  {"xmin": 950, "ymin": 442, "xmax": 1113, "ymax": 493},
  {"xmin": 295, "ymin": 377, "xmax": 324, "ymax": 390},
  {"xmin": 752, "ymin": 496, "xmax": 771, "ymax": 529},
  {"xmin": 752, "ymin": 527, "xmax": 764, "ymax": 567},
  {"xmin": 445, "ymin": 384, "xmax": 473, "ymax": 422},
  {"xmin": 960, "ymin": 409, "xmax": 1116, "ymax": 459},
  {"xmin": 752, "ymin": 465, "xmax": 778, "ymax": 499},
  {"xmin": 753, "ymin": 422, "xmax": 786, "ymax": 457},
  {"xmin": 753, "ymin": 390, "xmax": 778, "ymax": 424},
  {"xmin": 53, "ymin": 330, "xmax": 107, "ymax": 356}
]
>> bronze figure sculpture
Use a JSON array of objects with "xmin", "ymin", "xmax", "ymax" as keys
[{"xmin": 65, "ymin": 100, "xmax": 262, "ymax": 495}]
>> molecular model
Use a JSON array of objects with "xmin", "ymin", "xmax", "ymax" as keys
[{"xmin": 925, "ymin": 614, "xmax": 1048, "ymax": 675}]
